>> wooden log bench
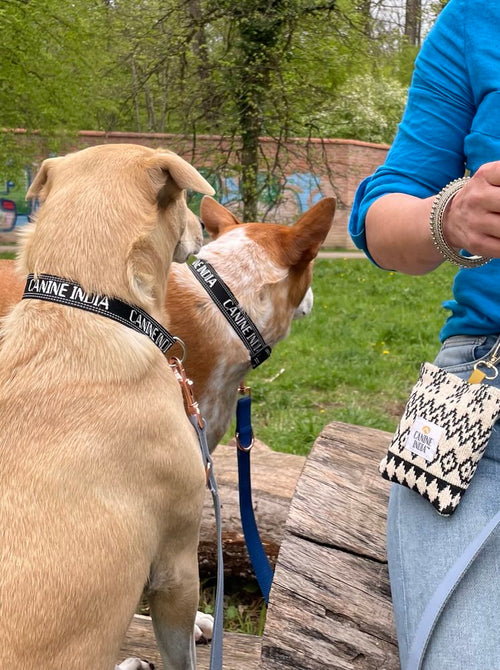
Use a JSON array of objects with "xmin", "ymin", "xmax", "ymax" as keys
[
  {"xmin": 119, "ymin": 421, "xmax": 399, "ymax": 669},
  {"xmin": 121, "ymin": 616, "xmax": 262, "ymax": 669}
]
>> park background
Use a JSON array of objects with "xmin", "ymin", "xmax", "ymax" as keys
[{"xmin": 0, "ymin": 0, "xmax": 452, "ymax": 453}]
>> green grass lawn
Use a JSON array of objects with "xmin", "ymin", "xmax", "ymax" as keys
[{"xmin": 240, "ymin": 258, "xmax": 457, "ymax": 455}]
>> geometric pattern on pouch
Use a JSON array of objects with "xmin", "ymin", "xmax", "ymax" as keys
[{"xmin": 379, "ymin": 362, "xmax": 500, "ymax": 516}]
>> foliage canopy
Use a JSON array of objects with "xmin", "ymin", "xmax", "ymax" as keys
[{"xmin": 2, "ymin": 0, "xmax": 441, "ymax": 212}]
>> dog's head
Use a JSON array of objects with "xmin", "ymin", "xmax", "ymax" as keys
[
  {"xmin": 23, "ymin": 144, "xmax": 213, "ymax": 312},
  {"xmin": 198, "ymin": 196, "xmax": 336, "ymax": 346}
]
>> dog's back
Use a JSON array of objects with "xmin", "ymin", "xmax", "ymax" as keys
[{"xmin": 0, "ymin": 144, "xmax": 212, "ymax": 668}]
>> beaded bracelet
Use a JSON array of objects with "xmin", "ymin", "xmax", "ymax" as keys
[{"xmin": 429, "ymin": 176, "xmax": 491, "ymax": 268}]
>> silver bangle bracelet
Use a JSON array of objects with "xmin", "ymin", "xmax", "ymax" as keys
[{"xmin": 429, "ymin": 176, "xmax": 491, "ymax": 269}]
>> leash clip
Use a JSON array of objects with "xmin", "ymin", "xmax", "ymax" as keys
[
  {"xmin": 235, "ymin": 433, "xmax": 254, "ymax": 452},
  {"xmin": 469, "ymin": 339, "xmax": 500, "ymax": 383},
  {"xmin": 236, "ymin": 381, "xmax": 254, "ymax": 452},
  {"xmin": 169, "ymin": 356, "xmax": 204, "ymax": 430},
  {"xmin": 238, "ymin": 381, "xmax": 251, "ymax": 397}
]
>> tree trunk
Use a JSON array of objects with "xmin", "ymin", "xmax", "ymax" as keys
[
  {"xmin": 405, "ymin": 0, "xmax": 421, "ymax": 46},
  {"xmin": 237, "ymin": 33, "xmax": 267, "ymax": 222},
  {"xmin": 234, "ymin": 0, "xmax": 286, "ymax": 221},
  {"xmin": 239, "ymin": 95, "xmax": 260, "ymax": 222}
]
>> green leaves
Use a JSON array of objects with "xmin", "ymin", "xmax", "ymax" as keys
[
  {"xmin": 2, "ymin": 0, "xmax": 111, "ymax": 132},
  {"xmin": 1, "ymin": 1, "xmax": 440, "ymax": 204},
  {"xmin": 1, "ymin": 0, "xmax": 434, "ymax": 141}
]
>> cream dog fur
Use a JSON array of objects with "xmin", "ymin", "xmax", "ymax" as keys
[{"xmin": 0, "ymin": 144, "xmax": 214, "ymax": 669}]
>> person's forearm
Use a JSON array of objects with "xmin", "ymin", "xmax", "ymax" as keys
[
  {"xmin": 365, "ymin": 193, "xmax": 443, "ymax": 275},
  {"xmin": 366, "ymin": 163, "xmax": 500, "ymax": 275}
]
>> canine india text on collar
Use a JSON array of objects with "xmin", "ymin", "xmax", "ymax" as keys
[
  {"xmin": 23, "ymin": 273, "xmax": 177, "ymax": 354},
  {"xmin": 189, "ymin": 258, "xmax": 271, "ymax": 368}
]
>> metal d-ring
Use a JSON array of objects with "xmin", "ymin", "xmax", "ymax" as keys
[
  {"xmin": 473, "ymin": 360, "xmax": 499, "ymax": 380},
  {"xmin": 172, "ymin": 336, "xmax": 186, "ymax": 363},
  {"xmin": 235, "ymin": 431, "xmax": 254, "ymax": 452}
]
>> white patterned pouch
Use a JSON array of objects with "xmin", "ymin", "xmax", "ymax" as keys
[{"xmin": 379, "ymin": 362, "xmax": 500, "ymax": 516}]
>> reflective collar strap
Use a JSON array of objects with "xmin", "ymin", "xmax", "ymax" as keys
[
  {"xmin": 188, "ymin": 258, "xmax": 272, "ymax": 368},
  {"xmin": 23, "ymin": 273, "xmax": 177, "ymax": 354}
]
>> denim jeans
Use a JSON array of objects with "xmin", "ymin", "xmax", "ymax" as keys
[{"xmin": 387, "ymin": 334, "xmax": 500, "ymax": 670}]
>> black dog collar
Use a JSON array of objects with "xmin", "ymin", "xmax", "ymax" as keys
[
  {"xmin": 23, "ymin": 273, "xmax": 177, "ymax": 354},
  {"xmin": 189, "ymin": 258, "xmax": 271, "ymax": 368}
]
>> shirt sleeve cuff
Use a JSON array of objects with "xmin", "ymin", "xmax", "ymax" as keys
[{"xmin": 348, "ymin": 176, "xmax": 381, "ymax": 267}]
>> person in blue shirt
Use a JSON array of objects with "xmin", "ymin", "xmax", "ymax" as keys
[{"xmin": 349, "ymin": 1, "xmax": 500, "ymax": 668}]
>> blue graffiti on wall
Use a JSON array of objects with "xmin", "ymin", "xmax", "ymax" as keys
[
  {"xmin": 3, "ymin": 166, "xmax": 324, "ymax": 231},
  {"xmin": 284, "ymin": 172, "xmax": 324, "ymax": 211},
  {"xmin": 218, "ymin": 172, "xmax": 324, "ymax": 214}
]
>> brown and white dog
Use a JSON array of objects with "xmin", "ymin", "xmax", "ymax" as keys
[
  {"xmin": 165, "ymin": 195, "xmax": 336, "ymax": 452},
  {"xmin": 0, "ymin": 144, "xmax": 214, "ymax": 670}
]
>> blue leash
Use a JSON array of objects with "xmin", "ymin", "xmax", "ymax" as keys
[
  {"xmin": 407, "ymin": 510, "xmax": 500, "ymax": 669},
  {"xmin": 235, "ymin": 386, "xmax": 274, "ymax": 604}
]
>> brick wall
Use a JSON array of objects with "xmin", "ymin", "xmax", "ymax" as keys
[{"xmin": 10, "ymin": 130, "xmax": 389, "ymax": 249}]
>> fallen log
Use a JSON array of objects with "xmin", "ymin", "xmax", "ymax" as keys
[
  {"xmin": 261, "ymin": 421, "xmax": 399, "ymax": 670},
  {"xmin": 198, "ymin": 438, "xmax": 305, "ymax": 578},
  {"xmin": 120, "ymin": 615, "xmax": 261, "ymax": 669},
  {"xmin": 122, "ymin": 422, "xmax": 400, "ymax": 669}
]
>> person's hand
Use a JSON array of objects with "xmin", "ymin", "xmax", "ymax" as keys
[{"xmin": 443, "ymin": 161, "xmax": 500, "ymax": 258}]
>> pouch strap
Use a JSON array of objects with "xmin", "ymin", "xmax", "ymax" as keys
[{"xmin": 407, "ymin": 510, "xmax": 500, "ymax": 670}]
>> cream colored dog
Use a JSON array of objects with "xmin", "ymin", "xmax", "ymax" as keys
[{"xmin": 0, "ymin": 144, "xmax": 214, "ymax": 669}]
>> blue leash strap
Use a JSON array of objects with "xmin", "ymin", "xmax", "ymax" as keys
[
  {"xmin": 407, "ymin": 509, "xmax": 500, "ymax": 670},
  {"xmin": 235, "ymin": 387, "xmax": 274, "ymax": 603}
]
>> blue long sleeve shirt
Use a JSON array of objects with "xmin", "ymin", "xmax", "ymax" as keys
[{"xmin": 348, "ymin": 0, "xmax": 500, "ymax": 340}]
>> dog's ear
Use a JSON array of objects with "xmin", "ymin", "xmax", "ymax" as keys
[
  {"xmin": 200, "ymin": 196, "xmax": 242, "ymax": 239},
  {"xmin": 26, "ymin": 157, "xmax": 64, "ymax": 201},
  {"xmin": 285, "ymin": 197, "xmax": 336, "ymax": 266},
  {"xmin": 146, "ymin": 151, "xmax": 214, "ymax": 206}
]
